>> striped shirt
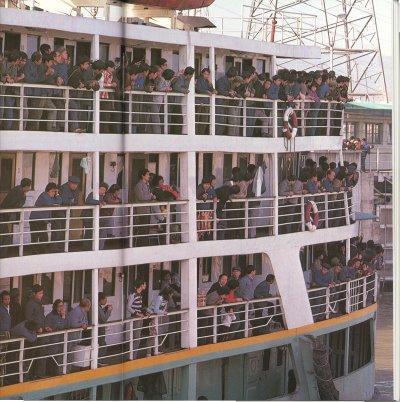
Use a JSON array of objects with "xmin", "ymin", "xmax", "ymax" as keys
[{"xmin": 127, "ymin": 292, "xmax": 143, "ymax": 317}]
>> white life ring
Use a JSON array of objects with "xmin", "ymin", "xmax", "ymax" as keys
[{"xmin": 305, "ymin": 200, "xmax": 319, "ymax": 232}]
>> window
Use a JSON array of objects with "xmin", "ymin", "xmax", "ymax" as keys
[
  {"xmin": 54, "ymin": 38, "xmax": 65, "ymax": 48},
  {"xmin": 223, "ymin": 256, "xmax": 232, "ymax": 276},
  {"xmin": 255, "ymin": 59, "xmax": 266, "ymax": 74},
  {"xmin": 329, "ymin": 329, "xmax": 346, "ymax": 378},
  {"xmin": 4, "ymin": 33, "xmax": 21, "ymax": 56},
  {"xmin": 199, "ymin": 257, "xmax": 212, "ymax": 283},
  {"xmin": 151, "ymin": 48, "xmax": 162, "ymax": 66},
  {"xmin": 276, "ymin": 347, "xmax": 285, "ymax": 366},
  {"xmin": 202, "ymin": 153, "xmax": 213, "ymax": 180},
  {"xmin": 388, "ymin": 124, "xmax": 392, "ymax": 144},
  {"xmin": 170, "ymin": 153, "xmax": 180, "ymax": 189},
  {"xmin": 0, "ymin": 155, "xmax": 15, "ymax": 192},
  {"xmin": 223, "ymin": 154, "xmax": 233, "ymax": 182},
  {"xmin": 101, "ymin": 268, "xmax": 116, "ymax": 297},
  {"xmin": 99, "ymin": 153, "xmax": 105, "ymax": 184},
  {"xmin": 40, "ymin": 273, "xmax": 54, "ymax": 305},
  {"xmin": 99, "ymin": 43, "xmax": 109, "ymax": 61},
  {"xmin": 345, "ymin": 122, "xmax": 356, "ymax": 139},
  {"xmin": 171, "ymin": 260, "xmax": 180, "ymax": 276},
  {"xmin": 225, "ymin": 56, "xmax": 234, "ymax": 71},
  {"xmin": 49, "ymin": 153, "xmax": 62, "ymax": 185},
  {"xmin": 348, "ymin": 320, "xmax": 372, "ymax": 372},
  {"xmin": 27, "ymin": 35, "xmax": 40, "ymax": 58},
  {"xmin": 172, "ymin": 51, "xmax": 180, "ymax": 73},
  {"xmin": 365, "ymin": 123, "xmax": 383, "ymax": 144},
  {"xmin": 252, "ymin": 253, "xmax": 263, "ymax": 275},
  {"xmin": 73, "ymin": 270, "xmax": 92, "ymax": 304},
  {"xmin": 23, "ymin": 152, "xmax": 35, "ymax": 189},
  {"xmin": 262, "ymin": 349, "xmax": 271, "ymax": 371}
]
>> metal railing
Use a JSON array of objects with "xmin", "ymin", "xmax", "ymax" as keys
[
  {"xmin": 196, "ymin": 191, "xmax": 354, "ymax": 241},
  {"xmin": 0, "ymin": 200, "xmax": 188, "ymax": 257},
  {"xmin": 0, "ymin": 84, "xmax": 187, "ymax": 135},
  {"xmin": 196, "ymin": 196, "xmax": 274, "ymax": 240},
  {"xmin": 277, "ymin": 191, "xmax": 354, "ymax": 234},
  {"xmin": 0, "ymin": 309, "xmax": 188, "ymax": 384},
  {"xmin": 308, "ymin": 273, "xmax": 378, "ymax": 321},
  {"xmin": 0, "ymin": 83, "xmax": 343, "ymax": 137},
  {"xmin": 195, "ymin": 97, "xmax": 344, "ymax": 137},
  {"xmin": 197, "ymin": 296, "xmax": 284, "ymax": 345}
]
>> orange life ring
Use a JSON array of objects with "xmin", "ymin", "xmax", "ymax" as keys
[
  {"xmin": 282, "ymin": 107, "xmax": 298, "ymax": 139},
  {"xmin": 305, "ymin": 200, "xmax": 319, "ymax": 232}
]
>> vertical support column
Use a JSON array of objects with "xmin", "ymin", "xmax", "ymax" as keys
[
  {"xmin": 273, "ymin": 153, "xmax": 279, "ymax": 236},
  {"xmin": 326, "ymin": 103, "xmax": 331, "ymax": 136},
  {"xmin": 209, "ymin": 46, "xmax": 216, "ymax": 136},
  {"xmin": 181, "ymin": 363, "xmax": 197, "ymax": 400},
  {"xmin": 186, "ymin": 42, "xmax": 195, "ymax": 137},
  {"xmin": 346, "ymin": 238, "xmax": 351, "ymax": 263},
  {"xmin": 91, "ymin": 34, "xmax": 100, "ymax": 135},
  {"xmin": 273, "ymin": 101, "xmax": 278, "ymax": 138},
  {"xmin": 91, "ymin": 268, "xmax": 99, "ymax": 369},
  {"xmin": 92, "ymin": 151, "xmax": 100, "ymax": 251},
  {"xmin": 180, "ymin": 258, "xmax": 198, "ymax": 349},
  {"xmin": 343, "ymin": 327, "xmax": 350, "ymax": 375}
]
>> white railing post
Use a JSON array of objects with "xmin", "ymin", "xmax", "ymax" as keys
[
  {"xmin": 64, "ymin": 208, "xmax": 70, "ymax": 252},
  {"xmin": 62, "ymin": 331, "xmax": 68, "ymax": 374},
  {"xmin": 243, "ymin": 99, "xmax": 247, "ymax": 137},
  {"xmin": 19, "ymin": 212, "xmax": 24, "ymax": 257},
  {"xmin": 344, "ymin": 192, "xmax": 350, "ymax": 225},
  {"xmin": 362, "ymin": 277, "xmax": 367, "ymax": 308},
  {"xmin": 166, "ymin": 203, "xmax": 171, "ymax": 245},
  {"xmin": 244, "ymin": 303, "xmax": 249, "ymax": 337},
  {"xmin": 128, "ymin": 92, "xmax": 132, "ymax": 134},
  {"xmin": 273, "ymin": 101, "xmax": 278, "ymax": 138},
  {"xmin": 64, "ymin": 88, "xmax": 69, "ymax": 132},
  {"xmin": 19, "ymin": 85, "xmax": 24, "ymax": 131},
  {"xmin": 374, "ymin": 274, "xmax": 379, "ymax": 302},
  {"xmin": 326, "ymin": 102, "xmax": 331, "ymax": 136},
  {"xmin": 212, "ymin": 307, "xmax": 217, "ymax": 344},
  {"xmin": 129, "ymin": 205, "xmax": 134, "ymax": 248},
  {"xmin": 301, "ymin": 101, "xmax": 305, "ymax": 136},
  {"xmin": 154, "ymin": 316, "xmax": 159, "ymax": 355},
  {"xmin": 163, "ymin": 94, "xmax": 168, "ymax": 135},
  {"xmin": 300, "ymin": 195, "xmax": 305, "ymax": 231},
  {"xmin": 91, "ymin": 269, "xmax": 99, "ymax": 369},
  {"xmin": 213, "ymin": 200, "xmax": 217, "ymax": 240},
  {"xmin": 376, "ymin": 148, "xmax": 380, "ymax": 172},
  {"xmin": 345, "ymin": 282, "xmax": 351, "ymax": 313},
  {"xmin": 324, "ymin": 194, "xmax": 329, "ymax": 228},
  {"xmin": 325, "ymin": 287, "xmax": 330, "ymax": 320},
  {"xmin": 210, "ymin": 95, "xmax": 216, "ymax": 136},
  {"xmin": 129, "ymin": 320, "xmax": 134, "ymax": 360},
  {"xmin": 93, "ymin": 206, "xmax": 100, "ymax": 251},
  {"xmin": 18, "ymin": 338, "xmax": 24, "ymax": 383},
  {"xmin": 244, "ymin": 199, "xmax": 249, "ymax": 238}
]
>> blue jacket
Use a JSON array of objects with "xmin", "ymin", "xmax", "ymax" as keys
[
  {"xmin": 10, "ymin": 321, "xmax": 37, "ymax": 343},
  {"xmin": 317, "ymin": 83, "xmax": 330, "ymax": 100},
  {"xmin": 59, "ymin": 182, "xmax": 80, "ymax": 206},
  {"xmin": 30, "ymin": 192, "xmax": 62, "ymax": 221},
  {"xmin": 267, "ymin": 83, "xmax": 279, "ymax": 100},
  {"xmin": 24, "ymin": 60, "xmax": 47, "ymax": 96},
  {"xmin": 0, "ymin": 304, "xmax": 11, "ymax": 332},
  {"xmin": 237, "ymin": 275, "xmax": 256, "ymax": 300},
  {"xmin": 322, "ymin": 178, "xmax": 334, "ymax": 192},
  {"xmin": 306, "ymin": 180, "xmax": 319, "ymax": 194},
  {"xmin": 314, "ymin": 269, "xmax": 333, "ymax": 287},
  {"xmin": 215, "ymin": 75, "xmax": 230, "ymax": 97},
  {"xmin": 253, "ymin": 281, "xmax": 271, "ymax": 299}
]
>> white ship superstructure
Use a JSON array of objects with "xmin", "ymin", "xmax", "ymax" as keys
[{"xmin": 0, "ymin": 4, "xmax": 378, "ymax": 400}]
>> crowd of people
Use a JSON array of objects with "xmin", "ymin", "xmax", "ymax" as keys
[
  {"xmin": 342, "ymin": 137, "xmax": 374, "ymax": 171},
  {"xmin": 197, "ymin": 67, "xmax": 351, "ymax": 137},
  {"xmin": 0, "ymin": 169, "xmax": 181, "ymax": 257},
  {"xmin": 198, "ymin": 265, "xmax": 280, "ymax": 345},
  {"xmin": 0, "ymin": 272, "xmax": 181, "ymax": 384},
  {"xmin": 0, "ymin": 44, "xmax": 351, "ymax": 136},
  {"xmin": 196, "ymin": 156, "xmax": 359, "ymax": 239},
  {"xmin": 308, "ymin": 237, "xmax": 383, "ymax": 321}
]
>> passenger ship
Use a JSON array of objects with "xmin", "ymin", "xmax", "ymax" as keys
[{"xmin": 0, "ymin": 1, "xmax": 378, "ymax": 400}]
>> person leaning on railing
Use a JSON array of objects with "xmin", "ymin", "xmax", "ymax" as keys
[{"xmin": 195, "ymin": 67, "xmax": 217, "ymax": 135}]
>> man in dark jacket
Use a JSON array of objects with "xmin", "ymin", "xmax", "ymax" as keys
[
  {"xmin": 0, "ymin": 178, "xmax": 31, "ymax": 256},
  {"xmin": 24, "ymin": 51, "xmax": 57, "ymax": 131},
  {"xmin": 24, "ymin": 284, "xmax": 50, "ymax": 379},
  {"xmin": 51, "ymin": 176, "xmax": 80, "ymax": 252},
  {"xmin": 44, "ymin": 299, "xmax": 68, "ymax": 376},
  {"xmin": 215, "ymin": 67, "xmax": 238, "ymax": 135},
  {"xmin": 68, "ymin": 56, "xmax": 91, "ymax": 132},
  {"xmin": 0, "ymin": 291, "xmax": 11, "ymax": 332},
  {"xmin": 195, "ymin": 67, "xmax": 216, "ymax": 135}
]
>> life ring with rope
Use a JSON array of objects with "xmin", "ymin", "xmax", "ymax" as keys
[
  {"xmin": 282, "ymin": 107, "xmax": 298, "ymax": 140},
  {"xmin": 305, "ymin": 200, "xmax": 319, "ymax": 232}
]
